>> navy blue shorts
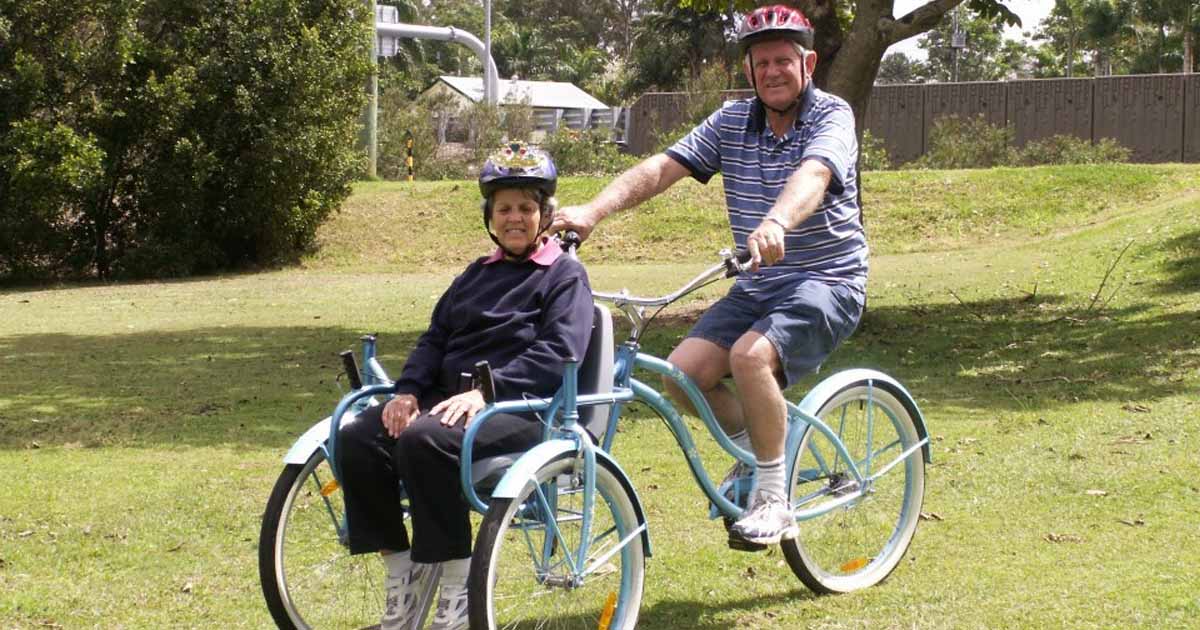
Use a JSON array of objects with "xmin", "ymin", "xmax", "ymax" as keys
[{"xmin": 686, "ymin": 278, "xmax": 864, "ymax": 388}]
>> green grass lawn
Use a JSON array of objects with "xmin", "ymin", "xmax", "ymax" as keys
[{"xmin": 1, "ymin": 164, "xmax": 1198, "ymax": 628}]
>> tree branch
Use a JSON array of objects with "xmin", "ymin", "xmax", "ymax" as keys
[{"xmin": 880, "ymin": 0, "xmax": 963, "ymax": 45}]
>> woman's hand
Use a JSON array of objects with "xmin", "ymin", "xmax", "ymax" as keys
[
  {"xmin": 382, "ymin": 394, "xmax": 420, "ymax": 438},
  {"xmin": 431, "ymin": 389, "xmax": 486, "ymax": 428}
]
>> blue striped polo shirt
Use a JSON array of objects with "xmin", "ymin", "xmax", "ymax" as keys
[{"xmin": 665, "ymin": 86, "xmax": 867, "ymax": 293}]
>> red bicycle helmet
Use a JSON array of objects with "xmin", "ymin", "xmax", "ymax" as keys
[{"xmin": 737, "ymin": 4, "xmax": 814, "ymax": 52}]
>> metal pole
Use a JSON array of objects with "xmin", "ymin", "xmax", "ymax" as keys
[
  {"xmin": 375, "ymin": 23, "xmax": 499, "ymax": 105},
  {"xmin": 485, "ymin": 0, "xmax": 493, "ymax": 104},
  {"xmin": 405, "ymin": 131, "xmax": 414, "ymax": 182},
  {"xmin": 365, "ymin": 0, "xmax": 378, "ymax": 178}
]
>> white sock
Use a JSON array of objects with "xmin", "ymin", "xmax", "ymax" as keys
[
  {"xmin": 728, "ymin": 429, "xmax": 752, "ymax": 453},
  {"xmin": 383, "ymin": 550, "xmax": 414, "ymax": 578},
  {"xmin": 752, "ymin": 456, "xmax": 786, "ymax": 502}
]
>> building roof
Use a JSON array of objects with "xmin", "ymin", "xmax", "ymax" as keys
[{"xmin": 435, "ymin": 76, "xmax": 609, "ymax": 110}]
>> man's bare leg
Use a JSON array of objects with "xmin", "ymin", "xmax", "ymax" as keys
[{"xmin": 664, "ymin": 337, "xmax": 744, "ymax": 434}]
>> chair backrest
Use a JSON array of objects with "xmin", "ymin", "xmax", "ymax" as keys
[
  {"xmin": 470, "ymin": 304, "xmax": 615, "ymax": 491},
  {"xmin": 576, "ymin": 303, "xmax": 614, "ymax": 442}
]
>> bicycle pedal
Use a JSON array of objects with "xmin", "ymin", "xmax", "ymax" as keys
[{"xmin": 726, "ymin": 534, "xmax": 769, "ymax": 553}]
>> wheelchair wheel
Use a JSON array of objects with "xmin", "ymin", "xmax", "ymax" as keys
[
  {"xmin": 259, "ymin": 450, "xmax": 383, "ymax": 630},
  {"xmin": 469, "ymin": 452, "xmax": 645, "ymax": 630},
  {"xmin": 781, "ymin": 381, "xmax": 925, "ymax": 594}
]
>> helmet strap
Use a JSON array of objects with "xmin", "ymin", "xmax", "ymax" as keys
[{"xmin": 483, "ymin": 196, "xmax": 554, "ymax": 260}]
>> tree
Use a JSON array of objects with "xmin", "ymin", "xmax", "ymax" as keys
[
  {"xmin": 625, "ymin": 2, "xmax": 733, "ymax": 94},
  {"xmin": 920, "ymin": 10, "xmax": 1012, "ymax": 81},
  {"xmin": 673, "ymin": 0, "xmax": 1021, "ymax": 139},
  {"xmin": 1081, "ymin": 0, "xmax": 1133, "ymax": 75},
  {"xmin": 876, "ymin": 51, "xmax": 925, "ymax": 83},
  {"xmin": 0, "ymin": 0, "xmax": 371, "ymax": 280},
  {"xmin": 1032, "ymin": 0, "xmax": 1089, "ymax": 77}
]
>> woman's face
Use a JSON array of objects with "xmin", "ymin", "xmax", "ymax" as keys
[{"xmin": 490, "ymin": 188, "xmax": 542, "ymax": 254}]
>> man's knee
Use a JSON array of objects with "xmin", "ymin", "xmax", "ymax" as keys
[
  {"xmin": 667, "ymin": 339, "xmax": 729, "ymax": 392},
  {"xmin": 730, "ymin": 333, "xmax": 781, "ymax": 377}
]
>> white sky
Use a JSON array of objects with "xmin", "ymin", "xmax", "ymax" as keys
[{"xmin": 887, "ymin": 0, "xmax": 1055, "ymax": 59}]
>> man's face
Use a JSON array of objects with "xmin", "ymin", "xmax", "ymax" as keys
[{"xmin": 745, "ymin": 38, "xmax": 816, "ymax": 112}]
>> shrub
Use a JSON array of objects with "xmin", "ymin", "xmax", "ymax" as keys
[
  {"xmin": 0, "ymin": 0, "xmax": 371, "ymax": 280},
  {"xmin": 378, "ymin": 91, "xmax": 439, "ymax": 181},
  {"xmin": 914, "ymin": 114, "xmax": 1015, "ymax": 169},
  {"xmin": 860, "ymin": 129, "xmax": 892, "ymax": 171},
  {"xmin": 1014, "ymin": 135, "xmax": 1131, "ymax": 166},
  {"xmin": 540, "ymin": 127, "xmax": 638, "ymax": 176}
]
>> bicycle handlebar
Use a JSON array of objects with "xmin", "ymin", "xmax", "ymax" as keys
[{"xmin": 593, "ymin": 248, "xmax": 751, "ymax": 308}]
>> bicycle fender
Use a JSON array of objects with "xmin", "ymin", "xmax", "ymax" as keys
[
  {"xmin": 283, "ymin": 417, "xmax": 332, "ymax": 465},
  {"xmin": 796, "ymin": 369, "xmax": 932, "ymax": 464},
  {"xmin": 492, "ymin": 439, "xmax": 653, "ymax": 557}
]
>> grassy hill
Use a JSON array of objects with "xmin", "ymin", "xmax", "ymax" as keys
[
  {"xmin": 0, "ymin": 164, "xmax": 1197, "ymax": 628},
  {"xmin": 308, "ymin": 163, "xmax": 1200, "ymax": 269}
]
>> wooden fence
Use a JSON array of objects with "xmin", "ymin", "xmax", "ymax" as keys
[{"xmin": 625, "ymin": 74, "xmax": 1200, "ymax": 164}]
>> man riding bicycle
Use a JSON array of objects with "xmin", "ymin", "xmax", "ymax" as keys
[{"xmin": 551, "ymin": 4, "xmax": 866, "ymax": 547}]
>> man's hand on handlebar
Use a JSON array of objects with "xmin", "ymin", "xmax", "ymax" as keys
[
  {"xmin": 382, "ymin": 394, "xmax": 420, "ymax": 438},
  {"xmin": 550, "ymin": 204, "xmax": 602, "ymax": 242},
  {"xmin": 746, "ymin": 218, "xmax": 787, "ymax": 272}
]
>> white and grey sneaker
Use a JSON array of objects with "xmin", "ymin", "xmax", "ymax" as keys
[
  {"xmin": 728, "ymin": 491, "xmax": 798, "ymax": 546},
  {"xmin": 720, "ymin": 459, "xmax": 755, "ymax": 503},
  {"xmin": 428, "ymin": 583, "xmax": 469, "ymax": 630},
  {"xmin": 381, "ymin": 562, "xmax": 438, "ymax": 630}
]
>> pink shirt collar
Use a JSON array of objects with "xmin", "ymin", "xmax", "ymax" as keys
[{"xmin": 482, "ymin": 236, "xmax": 563, "ymax": 266}]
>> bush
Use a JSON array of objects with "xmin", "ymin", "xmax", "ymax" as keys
[
  {"xmin": 0, "ymin": 0, "xmax": 372, "ymax": 280},
  {"xmin": 914, "ymin": 115, "xmax": 1014, "ymax": 169},
  {"xmin": 540, "ymin": 127, "xmax": 638, "ymax": 176},
  {"xmin": 1013, "ymin": 135, "xmax": 1131, "ymax": 166},
  {"xmin": 860, "ymin": 129, "xmax": 892, "ymax": 171}
]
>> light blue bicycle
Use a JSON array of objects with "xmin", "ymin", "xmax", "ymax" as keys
[{"xmin": 258, "ymin": 247, "xmax": 930, "ymax": 630}]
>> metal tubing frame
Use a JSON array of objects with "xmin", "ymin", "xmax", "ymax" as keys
[
  {"xmin": 627, "ymin": 352, "xmax": 879, "ymax": 523},
  {"xmin": 375, "ymin": 23, "xmax": 499, "ymax": 105}
]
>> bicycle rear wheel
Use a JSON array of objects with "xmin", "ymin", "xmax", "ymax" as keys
[
  {"xmin": 259, "ymin": 450, "xmax": 383, "ymax": 630},
  {"xmin": 781, "ymin": 382, "xmax": 925, "ymax": 594},
  {"xmin": 469, "ymin": 453, "xmax": 645, "ymax": 630}
]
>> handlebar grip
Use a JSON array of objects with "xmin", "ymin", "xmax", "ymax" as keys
[
  {"xmin": 339, "ymin": 350, "xmax": 363, "ymax": 390},
  {"xmin": 475, "ymin": 360, "xmax": 496, "ymax": 404},
  {"xmin": 559, "ymin": 230, "xmax": 583, "ymax": 252},
  {"xmin": 724, "ymin": 248, "xmax": 753, "ymax": 278}
]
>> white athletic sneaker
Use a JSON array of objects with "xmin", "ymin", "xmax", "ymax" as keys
[
  {"xmin": 728, "ymin": 491, "xmax": 798, "ymax": 546},
  {"xmin": 381, "ymin": 562, "xmax": 437, "ymax": 630},
  {"xmin": 720, "ymin": 459, "xmax": 754, "ymax": 503},
  {"xmin": 428, "ymin": 583, "xmax": 469, "ymax": 630}
]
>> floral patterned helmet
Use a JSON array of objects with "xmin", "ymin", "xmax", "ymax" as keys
[
  {"xmin": 478, "ymin": 142, "xmax": 558, "ymax": 199},
  {"xmin": 736, "ymin": 4, "xmax": 814, "ymax": 52}
]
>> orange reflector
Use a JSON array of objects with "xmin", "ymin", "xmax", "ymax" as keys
[
  {"xmin": 597, "ymin": 591, "xmax": 617, "ymax": 630},
  {"xmin": 320, "ymin": 480, "xmax": 340, "ymax": 497},
  {"xmin": 840, "ymin": 557, "xmax": 868, "ymax": 572}
]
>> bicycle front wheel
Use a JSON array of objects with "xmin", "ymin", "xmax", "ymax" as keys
[
  {"xmin": 781, "ymin": 382, "xmax": 926, "ymax": 594},
  {"xmin": 259, "ymin": 450, "xmax": 383, "ymax": 630},
  {"xmin": 469, "ymin": 453, "xmax": 645, "ymax": 630}
]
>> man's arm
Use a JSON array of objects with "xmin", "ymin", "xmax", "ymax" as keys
[
  {"xmin": 550, "ymin": 154, "xmax": 691, "ymax": 240},
  {"xmin": 746, "ymin": 159, "xmax": 833, "ymax": 270}
]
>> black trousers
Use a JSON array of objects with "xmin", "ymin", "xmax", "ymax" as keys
[{"xmin": 337, "ymin": 403, "xmax": 543, "ymax": 563}]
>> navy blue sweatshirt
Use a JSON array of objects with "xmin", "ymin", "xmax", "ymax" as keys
[{"xmin": 394, "ymin": 246, "xmax": 593, "ymax": 407}]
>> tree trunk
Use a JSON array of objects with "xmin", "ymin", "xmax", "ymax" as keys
[
  {"xmin": 803, "ymin": 0, "xmax": 962, "ymax": 138},
  {"xmin": 1066, "ymin": 28, "xmax": 1076, "ymax": 78},
  {"xmin": 1186, "ymin": 6, "xmax": 1195, "ymax": 74}
]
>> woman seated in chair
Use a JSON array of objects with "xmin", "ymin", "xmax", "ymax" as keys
[{"xmin": 337, "ymin": 144, "xmax": 592, "ymax": 630}]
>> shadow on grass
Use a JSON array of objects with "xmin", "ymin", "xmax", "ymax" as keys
[
  {"xmin": 1157, "ymin": 227, "xmax": 1200, "ymax": 295},
  {"xmin": 0, "ymin": 325, "xmax": 421, "ymax": 450},
  {"xmin": 1, "ymin": 287, "xmax": 1195, "ymax": 450},
  {"xmin": 637, "ymin": 589, "xmax": 815, "ymax": 629},
  {"xmin": 628, "ymin": 292, "xmax": 1197, "ymax": 414}
]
